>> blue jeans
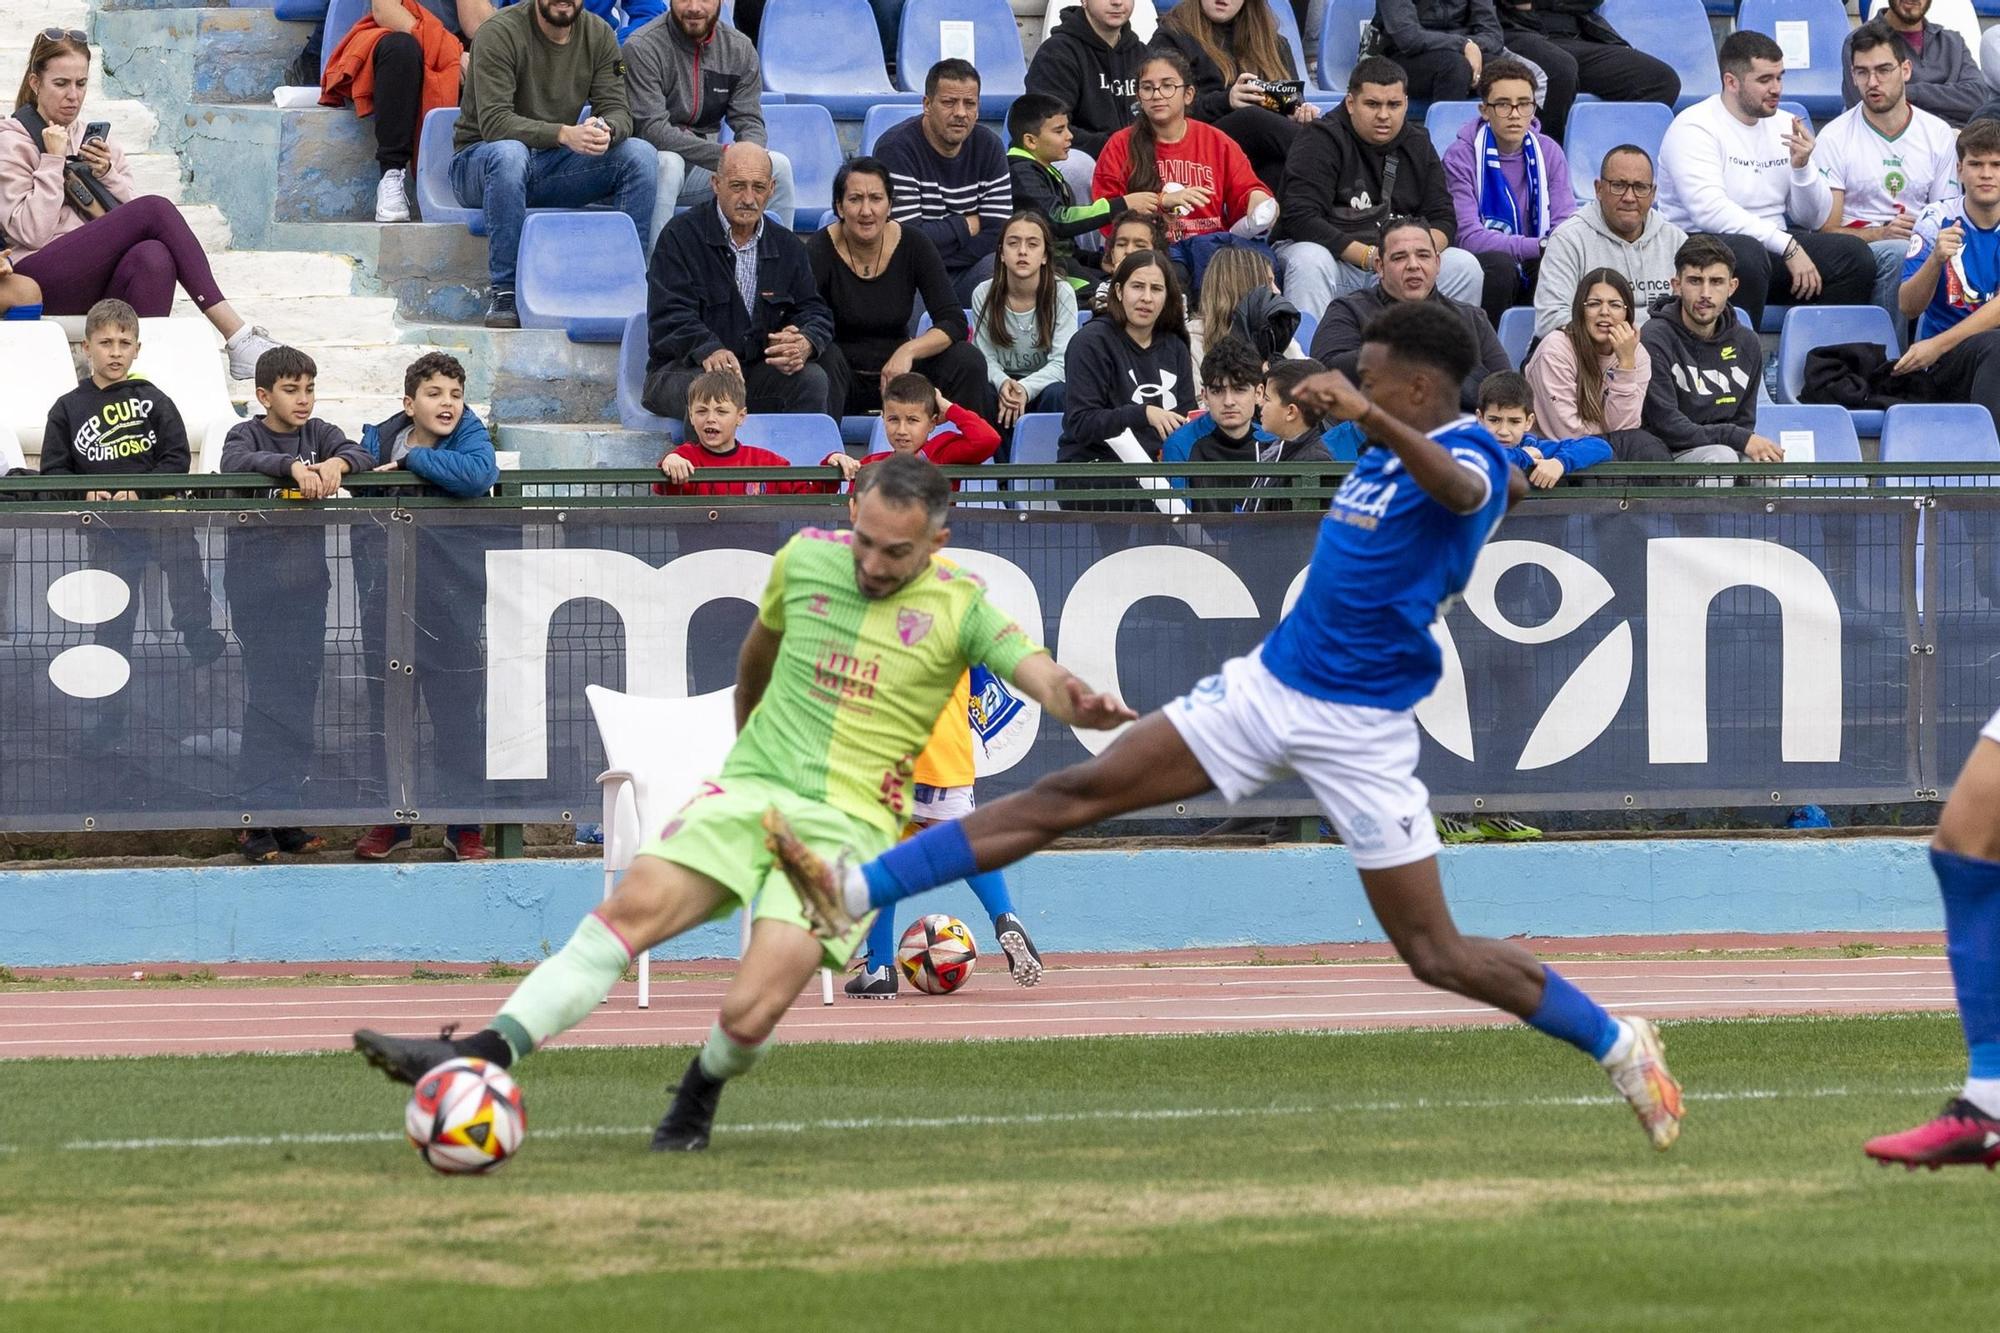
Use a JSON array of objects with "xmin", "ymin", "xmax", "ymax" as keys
[{"xmin": 450, "ymin": 137, "xmax": 658, "ymax": 289}]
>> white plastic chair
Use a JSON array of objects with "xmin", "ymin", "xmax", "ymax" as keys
[
  {"xmin": 0, "ymin": 321, "xmax": 79, "ymax": 465},
  {"xmin": 133, "ymin": 318, "xmax": 241, "ymax": 474},
  {"xmin": 584, "ymin": 684, "xmax": 834, "ymax": 1009}
]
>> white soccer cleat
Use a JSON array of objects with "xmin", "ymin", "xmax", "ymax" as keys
[
  {"xmin": 375, "ymin": 167, "xmax": 411, "ymax": 223},
  {"xmin": 1603, "ymin": 1017, "xmax": 1684, "ymax": 1151}
]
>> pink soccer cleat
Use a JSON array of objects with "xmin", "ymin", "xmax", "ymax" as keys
[{"xmin": 1864, "ymin": 1100, "xmax": 2000, "ymax": 1171}]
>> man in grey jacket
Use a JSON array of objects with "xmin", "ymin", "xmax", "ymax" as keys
[
  {"xmin": 625, "ymin": 0, "xmax": 795, "ymax": 251},
  {"xmin": 1841, "ymin": 0, "xmax": 1987, "ymax": 126},
  {"xmin": 1534, "ymin": 144, "xmax": 1687, "ymax": 338}
]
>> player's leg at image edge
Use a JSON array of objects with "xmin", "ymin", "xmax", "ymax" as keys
[
  {"xmin": 768, "ymin": 709, "xmax": 1682, "ymax": 1150},
  {"xmin": 1864, "ymin": 732, "xmax": 2000, "ymax": 1170}
]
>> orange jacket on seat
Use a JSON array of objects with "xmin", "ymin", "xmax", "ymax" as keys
[{"xmin": 321, "ymin": 0, "xmax": 464, "ymax": 142}]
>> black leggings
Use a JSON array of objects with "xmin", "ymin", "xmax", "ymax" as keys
[
  {"xmin": 1394, "ymin": 36, "xmax": 1581, "ymax": 140},
  {"xmin": 371, "ymin": 31, "xmax": 423, "ymax": 173},
  {"xmin": 1206, "ymin": 106, "xmax": 1300, "ymax": 199},
  {"xmin": 1716, "ymin": 229, "xmax": 1876, "ymax": 328}
]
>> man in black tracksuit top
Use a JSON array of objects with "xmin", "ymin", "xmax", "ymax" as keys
[{"xmin": 1023, "ymin": 0, "xmax": 1147, "ymax": 159}]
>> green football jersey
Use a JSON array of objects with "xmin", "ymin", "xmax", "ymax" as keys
[{"xmin": 722, "ymin": 527, "xmax": 1043, "ymax": 836}]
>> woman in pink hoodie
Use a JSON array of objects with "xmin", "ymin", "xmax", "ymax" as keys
[
  {"xmin": 2, "ymin": 32, "xmax": 277, "ymax": 378},
  {"xmin": 1525, "ymin": 266, "xmax": 1649, "ymax": 443}
]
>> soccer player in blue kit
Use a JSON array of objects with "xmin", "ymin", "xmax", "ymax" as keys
[{"xmin": 768, "ymin": 298, "xmax": 1685, "ymax": 1150}]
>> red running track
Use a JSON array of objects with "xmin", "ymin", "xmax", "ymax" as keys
[{"xmin": 0, "ymin": 948, "xmax": 1956, "ymax": 1059}]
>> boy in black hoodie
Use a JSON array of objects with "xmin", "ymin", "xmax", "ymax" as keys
[
  {"xmin": 1246, "ymin": 356, "xmax": 1336, "ymax": 512},
  {"xmin": 41, "ymin": 299, "xmax": 222, "ymax": 670},
  {"xmin": 1160, "ymin": 336, "xmax": 1275, "ymax": 511},
  {"xmin": 1023, "ymin": 0, "xmax": 1146, "ymax": 159},
  {"xmin": 1006, "ymin": 93, "xmax": 1154, "ymax": 282},
  {"xmin": 219, "ymin": 346, "xmax": 374, "ymax": 863},
  {"xmin": 1636, "ymin": 235, "xmax": 1784, "ymax": 464}
]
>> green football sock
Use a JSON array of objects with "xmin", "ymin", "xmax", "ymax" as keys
[
  {"xmin": 490, "ymin": 912, "xmax": 632, "ymax": 1061},
  {"xmin": 697, "ymin": 1020, "xmax": 768, "ymax": 1081}
]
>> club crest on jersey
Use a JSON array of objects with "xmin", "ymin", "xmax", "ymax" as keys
[{"xmin": 897, "ymin": 609, "xmax": 934, "ymax": 646}]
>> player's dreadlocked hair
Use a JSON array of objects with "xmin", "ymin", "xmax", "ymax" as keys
[
  {"xmin": 855, "ymin": 452, "xmax": 951, "ymax": 528},
  {"xmin": 1360, "ymin": 300, "xmax": 1476, "ymax": 390}
]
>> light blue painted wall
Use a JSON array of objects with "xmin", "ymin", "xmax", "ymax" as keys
[{"xmin": 0, "ymin": 839, "xmax": 1943, "ymax": 966}]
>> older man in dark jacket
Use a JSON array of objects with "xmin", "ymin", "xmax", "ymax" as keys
[{"xmin": 643, "ymin": 142, "xmax": 835, "ymax": 419}]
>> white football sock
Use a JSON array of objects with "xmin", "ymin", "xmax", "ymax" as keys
[
  {"xmin": 840, "ymin": 863, "xmax": 870, "ymax": 918},
  {"xmin": 1962, "ymin": 1076, "xmax": 2000, "ymax": 1118},
  {"xmin": 1596, "ymin": 1019, "xmax": 1636, "ymax": 1068}
]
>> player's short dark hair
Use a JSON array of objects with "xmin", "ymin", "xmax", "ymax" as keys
[
  {"xmin": 1674, "ymin": 232, "xmax": 1737, "ymax": 276},
  {"xmin": 1475, "ymin": 57, "xmax": 1537, "ymax": 102},
  {"xmin": 1347, "ymin": 56, "xmax": 1407, "ymax": 95},
  {"xmin": 1599, "ymin": 143, "xmax": 1652, "ymax": 178},
  {"xmin": 1960, "ymin": 118, "xmax": 2000, "ymax": 162},
  {"xmin": 925, "ymin": 59, "xmax": 980, "ymax": 97},
  {"xmin": 402, "ymin": 351, "xmax": 466, "ymax": 400},
  {"xmin": 686, "ymin": 368, "xmax": 747, "ymax": 410},
  {"xmin": 1719, "ymin": 29, "xmax": 1784, "ymax": 80},
  {"xmin": 1265, "ymin": 358, "xmax": 1328, "ymax": 428},
  {"xmin": 256, "ymin": 345, "xmax": 317, "ymax": 391},
  {"xmin": 1477, "ymin": 370, "xmax": 1534, "ymax": 415},
  {"xmin": 882, "ymin": 371, "xmax": 939, "ymax": 412},
  {"xmin": 1007, "ymin": 92, "xmax": 1068, "ymax": 146},
  {"xmin": 854, "ymin": 450, "xmax": 951, "ymax": 527},
  {"xmin": 83, "ymin": 298, "xmax": 138, "ymax": 341},
  {"xmin": 1200, "ymin": 336, "xmax": 1264, "ymax": 392},
  {"xmin": 1849, "ymin": 18, "xmax": 1914, "ymax": 67},
  {"xmin": 1360, "ymin": 301, "xmax": 1475, "ymax": 387}
]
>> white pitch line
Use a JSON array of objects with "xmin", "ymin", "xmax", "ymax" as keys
[{"xmin": 35, "ymin": 1083, "xmax": 1957, "ymax": 1156}]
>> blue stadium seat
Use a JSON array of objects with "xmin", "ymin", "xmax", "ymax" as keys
[
  {"xmin": 896, "ymin": 0, "xmax": 1027, "ymax": 117},
  {"xmin": 1880, "ymin": 405, "xmax": 2000, "ymax": 465},
  {"xmin": 1561, "ymin": 101, "xmax": 1673, "ymax": 199},
  {"xmin": 1010, "ymin": 412, "xmax": 1064, "ymax": 504},
  {"xmin": 1496, "ymin": 306, "xmax": 1535, "ymax": 370},
  {"xmin": 1267, "ymin": 0, "xmax": 1309, "ymax": 81},
  {"xmin": 275, "ymin": 0, "xmax": 330, "ymax": 21},
  {"xmin": 1293, "ymin": 308, "xmax": 1316, "ymax": 353},
  {"xmin": 1595, "ymin": 0, "xmax": 1721, "ymax": 110},
  {"xmin": 320, "ymin": 0, "xmax": 368, "ymax": 79},
  {"xmin": 736, "ymin": 413, "xmax": 845, "ymax": 468},
  {"xmin": 1754, "ymin": 402, "xmax": 1862, "ymax": 464},
  {"xmin": 759, "ymin": 102, "xmax": 840, "ymax": 226},
  {"xmin": 517, "ymin": 212, "xmax": 646, "ymax": 342},
  {"xmin": 1737, "ymin": 0, "xmax": 1848, "ymax": 118},
  {"xmin": 1777, "ymin": 304, "xmax": 1901, "ymax": 435},
  {"xmin": 616, "ymin": 313, "xmax": 682, "ymax": 434},
  {"xmin": 415, "ymin": 107, "xmax": 485, "ymax": 232},
  {"xmin": 1315, "ymin": 0, "xmax": 1376, "ymax": 93},
  {"xmin": 861, "ymin": 103, "xmax": 921, "ymax": 156},
  {"xmin": 1424, "ymin": 101, "xmax": 1480, "ymax": 159},
  {"xmin": 760, "ymin": 0, "xmax": 921, "ymax": 118}
]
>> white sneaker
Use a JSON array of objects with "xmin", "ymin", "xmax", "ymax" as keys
[
  {"xmin": 375, "ymin": 168, "xmax": 410, "ymax": 223},
  {"xmin": 1602, "ymin": 1017, "xmax": 1685, "ymax": 1151},
  {"xmin": 223, "ymin": 325, "xmax": 280, "ymax": 381}
]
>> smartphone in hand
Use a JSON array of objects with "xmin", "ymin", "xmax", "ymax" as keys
[{"xmin": 82, "ymin": 121, "xmax": 110, "ymax": 146}]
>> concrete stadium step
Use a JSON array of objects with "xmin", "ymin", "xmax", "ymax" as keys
[
  {"xmin": 93, "ymin": 97, "xmax": 160, "ymax": 154},
  {"xmin": 126, "ymin": 151, "xmax": 183, "ymax": 200},
  {"xmin": 206, "ymin": 249, "xmax": 358, "ymax": 301},
  {"xmin": 169, "ymin": 294, "xmax": 402, "ymax": 348},
  {"xmin": 303, "ymin": 344, "xmax": 454, "ymax": 400},
  {"xmin": 496, "ymin": 422, "xmax": 671, "ymax": 470},
  {"xmin": 179, "ymin": 202, "xmax": 232, "ymax": 251},
  {"xmin": 0, "ymin": 4, "xmax": 89, "ymax": 46}
]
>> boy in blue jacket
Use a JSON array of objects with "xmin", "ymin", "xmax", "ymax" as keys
[
  {"xmin": 1475, "ymin": 371, "xmax": 1610, "ymax": 488},
  {"xmin": 350, "ymin": 353, "xmax": 502, "ymax": 863}
]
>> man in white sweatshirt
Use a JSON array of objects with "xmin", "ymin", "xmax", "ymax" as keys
[{"xmin": 1657, "ymin": 30, "xmax": 1876, "ymax": 329}]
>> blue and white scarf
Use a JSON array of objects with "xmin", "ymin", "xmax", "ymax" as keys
[{"xmin": 1475, "ymin": 122, "xmax": 1550, "ymax": 243}]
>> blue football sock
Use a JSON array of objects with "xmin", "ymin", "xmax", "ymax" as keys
[
  {"xmin": 863, "ymin": 907, "xmax": 898, "ymax": 972},
  {"xmin": 1932, "ymin": 848, "xmax": 2000, "ymax": 1080},
  {"xmin": 862, "ymin": 821, "xmax": 979, "ymax": 910},
  {"xmin": 966, "ymin": 870, "xmax": 1015, "ymax": 922},
  {"xmin": 1525, "ymin": 966, "xmax": 1621, "ymax": 1060}
]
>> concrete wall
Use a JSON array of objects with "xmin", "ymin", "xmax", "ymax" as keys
[{"xmin": 0, "ymin": 839, "xmax": 1945, "ymax": 966}]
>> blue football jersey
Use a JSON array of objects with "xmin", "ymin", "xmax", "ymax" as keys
[
  {"xmin": 1902, "ymin": 200, "xmax": 2000, "ymax": 341},
  {"xmin": 1259, "ymin": 417, "xmax": 1512, "ymax": 710}
]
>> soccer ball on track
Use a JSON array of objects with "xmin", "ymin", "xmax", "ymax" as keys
[
  {"xmin": 405, "ymin": 1057, "xmax": 527, "ymax": 1175},
  {"xmin": 897, "ymin": 913, "xmax": 979, "ymax": 994}
]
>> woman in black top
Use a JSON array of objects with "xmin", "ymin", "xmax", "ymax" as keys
[
  {"xmin": 1059, "ymin": 248, "xmax": 1195, "ymax": 510},
  {"xmin": 1152, "ymin": 0, "xmax": 1315, "ymax": 193},
  {"xmin": 808, "ymin": 157, "xmax": 995, "ymax": 421}
]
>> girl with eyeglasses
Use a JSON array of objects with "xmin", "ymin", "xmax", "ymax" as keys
[
  {"xmin": 1090, "ymin": 49, "xmax": 1277, "ymax": 297},
  {"xmin": 1152, "ymin": 0, "xmax": 1315, "ymax": 192},
  {"xmin": 1, "ymin": 31, "xmax": 278, "ymax": 378},
  {"xmin": 1525, "ymin": 265, "xmax": 1657, "ymax": 447}
]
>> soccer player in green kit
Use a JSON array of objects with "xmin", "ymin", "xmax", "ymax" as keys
[{"xmin": 355, "ymin": 456, "xmax": 1133, "ymax": 1150}]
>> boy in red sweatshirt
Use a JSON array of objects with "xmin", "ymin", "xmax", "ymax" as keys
[
  {"xmin": 653, "ymin": 369, "xmax": 841, "ymax": 497},
  {"xmin": 838, "ymin": 372, "xmax": 999, "ymax": 490}
]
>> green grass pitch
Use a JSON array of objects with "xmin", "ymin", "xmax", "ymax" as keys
[{"xmin": 0, "ymin": 1014, "xmax": 1988, "ymax": 1330}]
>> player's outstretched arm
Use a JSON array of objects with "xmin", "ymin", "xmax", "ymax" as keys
[
  {"xmin": 1293, "ymin": 369, "xmax": 1490, "ymax": 515},
  {"xmin": 1010, "ymin": 653, "xmax": 1138, "ymax": 730},
  {"xmin": 734, "ymin": 620, "xmax": 783, "ymax": 731}
]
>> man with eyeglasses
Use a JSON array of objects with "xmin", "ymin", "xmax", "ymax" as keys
[
  {"xmin": 1534, "ymin": 145, "xmax": 1687, "ymax": 340},
  {"xmin": 1815, "ymin": 20, "xmax": 1960, "ymax": 320},
  {"xmin": 1440, "ymin": 58, "xmax": 1576, "ymax": 327},
  {"xmin": 1843, "ymin": 0, "xmax": 1987, "ymax": 128},
  {"xmin": 1657, "ymin": 31, "xmax": 1875, "ymax": 328}
]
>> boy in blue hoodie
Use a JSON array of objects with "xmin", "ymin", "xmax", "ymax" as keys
[
  {"xmin": 350, "ymin": 352, "xmax": 502, "ymax": 863},
  {"xmin": 1475, "ymin": 371, "xmax": 1610, "ymax": 488}
]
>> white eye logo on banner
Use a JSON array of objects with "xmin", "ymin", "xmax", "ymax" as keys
[{"xmin": 45, "ymin": 569, "xmax": 133, "ymax": 699}]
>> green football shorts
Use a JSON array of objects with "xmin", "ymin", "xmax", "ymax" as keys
[{"xmin": 636, "ymin": 773, "xmax": 891, "ymax": 969}]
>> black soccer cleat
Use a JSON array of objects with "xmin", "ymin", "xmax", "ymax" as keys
[
  {"xmin": 651, "ymin": 1057, "xmax": 726, "ymax": 1152},
  {"xmin": 353, "ymin": 1027, "xmax": 466, "ymax": 1086},
  {"xmin": 994, "ymin": 912, "xmax": 1044, "ymax": 988},
  {"xmin": 844, "ymin": 963, "xmax": 899, "ymax": 999}
]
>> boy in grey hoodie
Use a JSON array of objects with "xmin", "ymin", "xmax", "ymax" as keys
[{"xmin": 1534, "ymin": 145, "xmax": 1687, "ymax": 340}]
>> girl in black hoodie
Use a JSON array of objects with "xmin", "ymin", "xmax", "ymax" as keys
[
  {"xmin": 1025, "ymin": 0, "xmax": 1148, "ymax": 159},
  {"xmin": 1151, "ymin": 0, "xmax": 1317, "ymax": 192},
  {"xmin": 1058, "ymin": 248, "xmax": 1196, "ymax": 510}
]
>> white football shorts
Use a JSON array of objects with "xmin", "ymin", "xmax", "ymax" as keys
[
  {"xmin": 1165, "ymin": 651, "xmax": 1442, "ymax": 871},
  {"xmin": 1983, "ymin": 707, "xmax": 2000, "ymax": 745},
  {"xmin": 911, "ymin": 783, "xmax": 976, "ymax": 823}
]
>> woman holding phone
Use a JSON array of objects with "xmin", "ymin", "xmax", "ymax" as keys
[{"xmin": 1, "ymin": 30, "xmax": 278, "ymax": 378}]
